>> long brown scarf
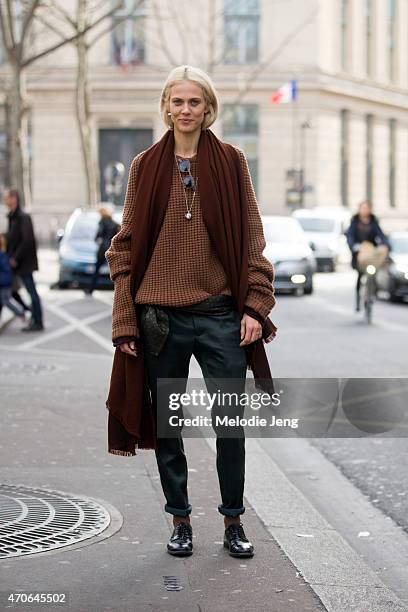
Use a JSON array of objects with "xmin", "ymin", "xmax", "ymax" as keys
[{"xmin": 106, "ymin": 128, "xmax": 276, "ymax": 456}]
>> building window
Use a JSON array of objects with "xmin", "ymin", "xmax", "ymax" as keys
[
  {"xmin": 222, "ymin": 104, "xmax": 259, "ymax": 193},
  {"xmin": 366, "ymin": 0, "xmax": 373, "ymax": 76},
  {"xmin": 387, "ymin": 0, "xmax": 397, "ymax": 81},
  {"xmin": 112, "ymin": 0, "xmax": 146, "ymax": 66},
  {"xmin": 340, "ymin": 0, "xmax": 350, "ymax": 71},
  {"xmin": 365, "ymin": 114, "xmax": 373, "ymax": 202},
  {"xmin": 224, "ymin": 0, "xmax": 259, "ymax": 64},
  {"xmin": 340, "ymin": 109, "xmax": 349, "ymax": 208},
  {"xmin": 389, "ymin": 118, "xmax": 396, "ymax": 208}
]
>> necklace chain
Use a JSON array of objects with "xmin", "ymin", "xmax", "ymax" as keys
[{"xmin": 175, "ymin": 154, "xmax": 198, "ymax": 220}]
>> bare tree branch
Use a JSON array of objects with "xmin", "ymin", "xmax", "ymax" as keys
[
  {"xmin": 20, "ymin": 0, "xmax": 41, "ymax": 44},
  {"xmin": 34, "ymin": 13, "xmax": 72, "ymax": 42},
  {"xmin": 0, "ymin": 4, "xmax": 13, "ymax": 54},
  {"xmin": 21, "ymin": 0, "xmax": 123, "ymax": 67},
  {"xmin": 5, "ymin": 0, "xmax": 16, "ymax": 48},
  {"xmin": 88, "ymin": 0, "xmax": 143, "ymax": 48},
  {"xmin": 46, "ymin": 1, "xmax": 77, "ymax": 28},
  {"xmin": 88, "ymin": 0, "xmax": 118, "ymax": 16}
]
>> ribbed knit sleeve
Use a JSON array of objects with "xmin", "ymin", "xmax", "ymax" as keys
[
  {"xmin": 105, "ymin": 152, "xmax": 144, "ymax": 341},
  {"xmin": 235, "ymin": 147, "xmax": 276, "ymax": 321}
]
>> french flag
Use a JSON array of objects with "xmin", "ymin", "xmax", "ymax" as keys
[{"xmin": 270, "ymin": 80, "xmax": 297, "ymax": 104}]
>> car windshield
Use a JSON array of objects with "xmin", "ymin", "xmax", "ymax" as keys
[
  {"xmin": 263, "ymin": 219, "xmax": 305, "ymax": 243},
  {"xmin": 296, "ymin": 218, "xmax": 336, "ymax": 233},
  {"xmin": 69, "ymin": 214, "xmax": 99, "ymax": 241},
  {"xmin": 390, "ymin": 236, "xmax": 408, "ymax": 254},
  {"xmin": 68, "ymin": 211, "xmax": 122, "ymax": 241}
]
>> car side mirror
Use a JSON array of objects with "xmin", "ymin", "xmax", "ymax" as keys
[{"xmin": 56, "ymin": 228, "xmax": 64, "ymax": 243}]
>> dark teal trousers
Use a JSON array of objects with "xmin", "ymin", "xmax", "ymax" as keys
[{"xmin": 140, "ymin": 305, "xmax": 248, "ymax": 518}]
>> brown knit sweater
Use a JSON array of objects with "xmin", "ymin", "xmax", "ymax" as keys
[{"xmin": 106, "ymin": 146, "xmax": 275, "ymax": 341}]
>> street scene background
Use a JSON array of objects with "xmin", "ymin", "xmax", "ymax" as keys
[{"xmin": 1, "ymin": 1, "xmax": 408, "ymax": 611}]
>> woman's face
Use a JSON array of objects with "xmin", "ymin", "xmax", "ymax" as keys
[
  {"xmin": 359, "ymin": 202, "xmax": 371, "ymax": 218},
  {"xmin": 168, "ymin": 81, "xmax": 208, "ymax": 135}
]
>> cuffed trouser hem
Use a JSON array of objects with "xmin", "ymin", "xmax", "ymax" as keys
[
  {"xmin": 165, "ymin": 503, "xmax": 192, "ymax": 517},
  {"xmin": 218, "ymin": 505, "xmax": 245, "ymax": 517}
]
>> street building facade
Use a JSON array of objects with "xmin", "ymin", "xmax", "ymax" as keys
[{"xmin": 0, "ymin": 0, "xmax": 407, "ymax": 240}]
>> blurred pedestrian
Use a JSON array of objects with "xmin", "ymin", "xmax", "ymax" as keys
[
  {"xmin": 106, "ymin": 65, "xmax": 277, "ymax": 559},
  {"xmin": 0, "ymin": 233, "xmax": 26, "ymax": 323},
  {"xmin": 84, "ymin": 205, "xmax": 120, "ymax": 296},
  {"xmin": 3, "ymin": 188, "xmax": 44, "ymax": 331},
  {"xmin": 11, "ymin": 278, "xmax": 32, "ymax": 317},
  {"xmin": 346, "ymin": 200, "xmax": 390, "ymax": 311}
]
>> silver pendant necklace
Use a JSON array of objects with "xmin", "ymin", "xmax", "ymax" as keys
[{"xmin": 175, "ymin": 154, "xmax": 198, "ymax": 220}]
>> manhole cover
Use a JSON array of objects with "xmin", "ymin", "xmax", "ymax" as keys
[
  {"xmin": 0, "ymin": 362, "xmax": 62, "ymax": 376},
  {"xmin": 0, "ymin": 484, "xmax": 111, "ymax": 558}
]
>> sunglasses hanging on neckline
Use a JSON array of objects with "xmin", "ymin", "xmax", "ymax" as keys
[{"xmin": 176, "ymin": 157, "xmax": 196, "ymax": 189}]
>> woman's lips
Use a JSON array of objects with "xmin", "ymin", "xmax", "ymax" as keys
[{"xmin": 180, "ymin": 119, "xmax": 192, "ymax": 123}]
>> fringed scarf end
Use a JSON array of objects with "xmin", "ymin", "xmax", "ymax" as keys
[{"xmin": 109, "ymin": 448, "xmax": 137, "ymax": 457}]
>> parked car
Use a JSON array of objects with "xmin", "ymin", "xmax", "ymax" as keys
[
  {"xmin": 57, "ymin": 207, "xmax": 122, "ymax": 289},
  {"xmin": 292, "ymin": 207, "xmax": 351, "ymax": 271},
  {"xmin": 262, "ymin": 215, "xmax": 316, "ymax": 295},
  {"xmin": 376, "ymin": 231, "xmax": 408, "ymax": 302}
]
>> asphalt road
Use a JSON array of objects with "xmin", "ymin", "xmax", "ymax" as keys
[{"xmin": 266, "ymin": 266, "xmax": 408, "ymax": 538}]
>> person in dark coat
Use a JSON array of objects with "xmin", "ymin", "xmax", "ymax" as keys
[
  {"xmin": 346, "ymin": 200, "xmax": 390, "ymax": 311},
  {"xmin": 84, "ymin": 206, "xmax": 120, "ymax": 296},
  {"xmin": 3, "ymin": 188, "xmax": 44, "ymax": 331}
]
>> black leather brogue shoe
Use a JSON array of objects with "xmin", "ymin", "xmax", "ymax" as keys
[
  {"xmin": 167, "ymin": 522, "xmax": 193, "ymax": 556},
  {"xmin": 224, "ymin": 522, "xmax": 254, "ymax": 558}
]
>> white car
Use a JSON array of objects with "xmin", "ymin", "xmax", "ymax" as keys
[
  {"xmin": 261, "ymin": 215, "xmax": 316, "ymax": 295},
  {"xmin": 58, "ymin": 207, "xmax": 123, "ymax": 289},
  {"xmin": 292, "ymin": 207, "xmax": 351, "ymax": 271}
]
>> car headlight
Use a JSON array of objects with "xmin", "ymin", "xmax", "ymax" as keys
[
  {"xmin": 390, "ymin": 263, "xmax": 408, "ymax": 276},
  {"xmin": 395, "ymin": 263, "xmax": 408, "ymax": 275}
]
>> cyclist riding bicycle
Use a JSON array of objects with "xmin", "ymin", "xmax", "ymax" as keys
[{"xmin": 346, "ymin": 200, "xmax": 390, "ymax": 312}]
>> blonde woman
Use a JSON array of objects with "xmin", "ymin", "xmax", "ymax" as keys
[{"xmin": 106, "ymin": 65, "xmax": 277, "ymax": 559}]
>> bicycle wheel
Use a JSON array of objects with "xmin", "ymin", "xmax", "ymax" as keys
[{"xmin": 364, "ymin": 275, "xmax": 375, "ymax": 324}]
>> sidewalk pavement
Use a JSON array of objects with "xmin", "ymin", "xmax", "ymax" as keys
[{"xmin": 0, "ymin": 345, "xmax": 326, "ymax": 612}]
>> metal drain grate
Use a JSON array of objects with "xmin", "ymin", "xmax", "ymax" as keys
[
  {"xmin": 163, "ymin": 576, "xmax": 183, "ymax": 592},
  {"xmin": 0, "ymin": 484, "xmax": 111, "ymax": 558}
]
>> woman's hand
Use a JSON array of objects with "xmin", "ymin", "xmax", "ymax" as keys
[
  {"xmin": 119, "ymin": 341, "xmax": 138, "ymax": 357},
  {"xmin": 239, "ymin": 313, "xmax": 262, "ymax": 346}
]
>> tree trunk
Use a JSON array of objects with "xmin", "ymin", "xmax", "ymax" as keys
[
  {"xmin": 75, "ymin": 0, "xmax": 100, "ymax": 208},
  {"xmin": 8, "ymin": 62, "xmax": 31, "ymax": 209}
]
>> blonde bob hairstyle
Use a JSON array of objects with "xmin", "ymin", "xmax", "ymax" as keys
[{"xmin": 159, "ymin": 65, "xmax": 219, "ymax": 131}]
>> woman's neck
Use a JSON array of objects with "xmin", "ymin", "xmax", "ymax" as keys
[{"xmin": 174, "ymin": 129, "xmax": 200, "ymax": 158}]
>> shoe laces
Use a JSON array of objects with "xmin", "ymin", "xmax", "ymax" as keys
[
  {"xmin": 227, "ymin": 522, "xmax": 247, "ymax": 542},
  {"xmin": 174, "ymin": 522, "xmax": 192, "ymax": 539}
]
